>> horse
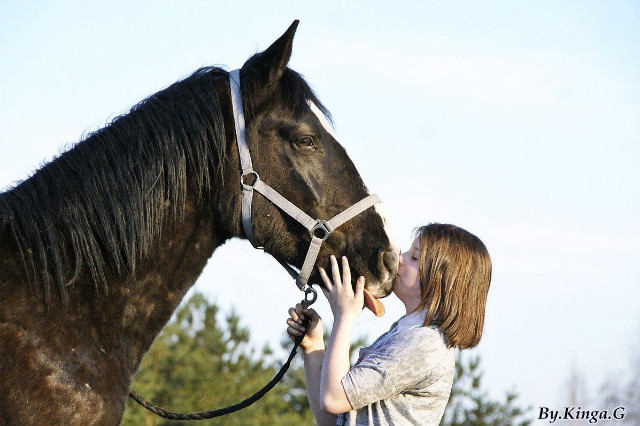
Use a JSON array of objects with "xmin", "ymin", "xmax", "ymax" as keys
[{"xmin": 0, "ymin": 21, "xmax": 398, "ymax": 426}]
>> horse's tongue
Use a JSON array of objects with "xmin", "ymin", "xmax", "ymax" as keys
[{"xmin": 363, "ymin": 288, "xmax": 385, "ymax": 317}]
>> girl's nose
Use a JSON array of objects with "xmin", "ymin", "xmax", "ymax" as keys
[{"xmin": 398, "ymin": 250, "xmax": 404, "ymax": 266}]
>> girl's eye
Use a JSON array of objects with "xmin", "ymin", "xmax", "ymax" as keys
[{"xmin": 295, "ymin": 136, "xmax": 315, "ymax": 148}]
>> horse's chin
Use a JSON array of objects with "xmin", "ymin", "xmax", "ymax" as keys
[{"xmin": 364, "ymin": 278, "xmax": 394, "ymax": 299}]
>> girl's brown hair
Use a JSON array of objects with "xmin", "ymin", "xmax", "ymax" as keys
[{"xmin": 415, "ymin": 223, "xmax": 491, "ymax": 349}]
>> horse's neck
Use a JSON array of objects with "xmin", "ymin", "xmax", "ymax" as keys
[
  {"xmin": 90, "ymin": 197, "xmax": 223, "ymax": 373},
  {"xmin": 0, "ymin": 193, "xmax": 226, "ymax": 423}
]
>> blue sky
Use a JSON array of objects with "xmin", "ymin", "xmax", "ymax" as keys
[{"xmin": 1, "ymin": 1, "xmax": 639, "ymax": 420}]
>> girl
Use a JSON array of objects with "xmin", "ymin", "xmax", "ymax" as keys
[{"xmin": 286, "ymin": 223, "xmax": 492, "ymax": 426}]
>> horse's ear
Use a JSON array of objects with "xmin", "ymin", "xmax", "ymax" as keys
[{"xmin": 241, "ymin": 20, "xmax": 299, "ymax": 90}]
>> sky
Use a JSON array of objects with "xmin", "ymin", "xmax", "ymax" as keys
[{"xmin": 1, "ymin": 1, "xmax": 639, "ymax": 422}]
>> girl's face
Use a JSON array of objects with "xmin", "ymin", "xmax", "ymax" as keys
[{"xmin": 393, "ymin": 236, "xmax": 423, "ymax": 313}]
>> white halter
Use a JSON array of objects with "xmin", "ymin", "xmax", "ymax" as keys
[{"xmin": 228, "ymin": 69, "xmax": 381, "ymax": 290}]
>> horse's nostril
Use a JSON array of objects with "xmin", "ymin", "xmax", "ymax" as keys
[{"xmin": 380, "ymin": 249, "xmax": 399, "ymax": 281}]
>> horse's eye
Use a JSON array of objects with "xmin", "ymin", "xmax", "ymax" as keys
[{"xmin": 295, "ymin": 136, "xmax": 315, "ymax": 148}]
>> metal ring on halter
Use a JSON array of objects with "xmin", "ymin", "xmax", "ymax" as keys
[
  {"xmin": 240, "ymin": 171, "xmax": 260, "ymax": 190},
  {"xmin": 302, "ymin": 286, "xmax": 317, "ymax": 308},
  {"xmin": 311, "ymin": 220, "xmax": 333, "ymax": 241}
]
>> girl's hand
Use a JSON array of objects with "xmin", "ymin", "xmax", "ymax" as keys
[
  {"xmin": 286, "ymin": 303, "xmax": 324, "ymax": 352},
  {"xmin": 318, "ymin": 255, "xmax": 365, "ymax": 321}
]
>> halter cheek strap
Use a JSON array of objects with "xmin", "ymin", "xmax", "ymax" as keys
[{"xmin": 229, "ymin": 69, "xmax": 380, "ymax": 290}]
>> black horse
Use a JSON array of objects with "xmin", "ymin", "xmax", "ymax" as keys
[{"xmin": 0, "ymin": 21, "xmax": 398, "ymax": 425}]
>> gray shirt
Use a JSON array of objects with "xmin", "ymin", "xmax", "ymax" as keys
[{"xmin": 337, "ymin": 313, "xmax": 455, "ymax": 426}]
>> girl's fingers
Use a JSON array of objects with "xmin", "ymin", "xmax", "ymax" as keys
[
  {"xmin": 318, "ymin": 266, "xmax": 333, "ymax": 291},
  {"xmin": 287, "ymin": 318, "xmax": 306, "ymax": 335},
  {"xmin": 288, "ymin": 307, "xmax": 300, "ymax": 322},
  {"xmin": 289, "ymin": 304, "xmax": 310, "ymax": 326},
  {"xmin": 330, "ymin": 255, "xmax": 342, "ymax": 287},
  {"xmin": 355, "ymin": 276, "xmax": 365, "ymax": 295},
  {"xmin": 303, "ymin": 307, "xmax": 320, "ymax": 321},
  {"xmin": 341, "ymin": 256, "xmax": 351, "ymax": 289},
  {"xmin": 287, "ymin": 325, "xmax": 302, "ymax": 337}
]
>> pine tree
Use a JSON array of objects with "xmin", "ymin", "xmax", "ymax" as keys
[
  {"xmin": 441, "ymin": 352, "xmax": 532, "ymax": 426},
  {"xmin": 122, "ymin": 292, "xmax": 315, "ymax": 426}
]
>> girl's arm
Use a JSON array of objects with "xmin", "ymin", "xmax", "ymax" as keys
[
  {"xmin": 320, "ymin": 313, "xmax": 356, "ymax": 414},
  {"xmin": 317, "ymin": 255, "xmax": 364, "ymax": 414},
  {"xmin": 303, "ymin": 346, "xmax": 338, "ymax": 426},
  {"xmin": 288, "ymin": 255, "xmax": 364, "ymax": 419},
  {"xmin": 287, "ymin": 305, "xmax": 337, "ymax": 426}
]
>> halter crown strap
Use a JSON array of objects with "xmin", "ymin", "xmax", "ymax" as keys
[
  {"xmin": 229, "ymin": 69, "xmax": 381, "ymax": 290},
  {"xmin": 229, "ymin": 70, "xmax": 260, "ymax": 247}
]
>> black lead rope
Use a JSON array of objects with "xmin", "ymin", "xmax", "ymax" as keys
[
  {"xmin": 127, "ymin": 349, "xmax": 298, "ymax": 421},
  {"xmin": 128, "ymin": 287, "xmax": 318, "ymax": 421}
]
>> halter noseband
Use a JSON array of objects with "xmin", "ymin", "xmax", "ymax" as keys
[{"xmin": 229, "ymin": 69, "xmax": 380, "ymax": 290}]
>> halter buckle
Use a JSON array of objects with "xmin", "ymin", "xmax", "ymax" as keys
[
  {"xmin": 311, "ymin": 220, "xmax": 333, "ymax": 241},
  {"xmin": 240, "ymin": 171, "xmax": 259, "ymax": 190}
]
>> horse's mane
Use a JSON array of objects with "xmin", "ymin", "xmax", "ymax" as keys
[
  {"xmin": 0, "ymin": 64, "xmax": 329, "ymax": 306},
  {"xmin": 0, "ymin": 67, "xmax": 229, "ymax": 304}
]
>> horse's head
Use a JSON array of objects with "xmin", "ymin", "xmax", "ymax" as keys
[{"xmin": 231, "ymin": 21, "xmax": 398, "ymax": 299}]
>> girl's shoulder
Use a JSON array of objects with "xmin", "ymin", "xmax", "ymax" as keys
[
  {"xmin": 398, "ymin": 326, "xmax": 451, "ymax": 356},
  {"xmin": 363, "ymin": 325, "xmax": 452, "ymax": 364},
  {"xmin": 353, "ymin": 326, "xmax": 455, "ymax": 392}
]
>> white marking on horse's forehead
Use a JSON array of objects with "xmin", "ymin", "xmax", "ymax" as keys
[
  {"xmin": 374, "ymin": 202, "xmax": 400, "ymax": 254},
  {"xmin": 308, "ymin": 100, "xmax": 398, "ymax": 253},
  {"xmin": 308, "ymin": 100, "xmax": 338, "ymax": 140}
]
